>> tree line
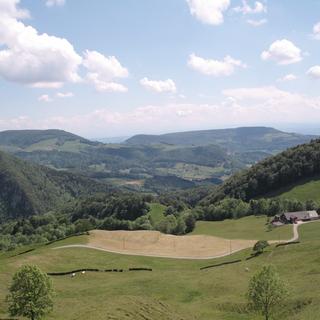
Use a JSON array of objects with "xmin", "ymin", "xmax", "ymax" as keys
[{"xmin": 0, "ymin": 193, "xmax": 197, "ymax": 251}]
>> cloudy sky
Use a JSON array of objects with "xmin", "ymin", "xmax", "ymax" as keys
[{"xmin": 1, "ymin": 0, "xmax": 320, "ymax": 138}]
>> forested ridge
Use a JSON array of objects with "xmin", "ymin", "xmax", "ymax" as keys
[
  {"xmin": 0, "ymin": 150, "xmax": 109, "ymax": 220},
  {"xmin": 203, "ymin": 139, "xmax": 320, "ymax": 205}
]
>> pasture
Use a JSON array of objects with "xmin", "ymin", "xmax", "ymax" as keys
[
  {"xmin": 191, "ymin": 215, "xmax": 293, "ymax": 240},
  {"xmin": 269, "ymin": 176, "xmax": 320, "ymax": 203},
  {"xmin": 0, "ymin": 222, "xmax": 319, "ymax": 319}
]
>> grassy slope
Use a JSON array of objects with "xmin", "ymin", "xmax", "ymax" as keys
[
  {"xmin": 191, "ymin": 216, "xmax": 293, "ymax": 240},
  {"xmin": 271, "ymin": 177, "xmax": 320, "ymax": 203},
  {"xmin": 299, "ymin": 220, "xmax": 320, "ymax": 241},
  {"xmin": 0, "ymin": 222, "xmax": 320, "ymax": 319},
  {"xmin": 148, "ymin": 203, "xmax": 166, "ymax": 226}
]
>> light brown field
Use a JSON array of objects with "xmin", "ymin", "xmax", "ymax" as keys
[{"xmin": 86, "ymin": 230, "xmax": 257, "ymax": 259}]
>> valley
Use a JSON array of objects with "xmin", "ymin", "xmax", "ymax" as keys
[{"xmin": 0, "ymin": 127, "xmax": 315, "ymax": 193}]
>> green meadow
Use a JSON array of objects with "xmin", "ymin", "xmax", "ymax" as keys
[
  {"xmin": 148, "ymin": 203, "xmax": 166, "ymax": 226},
  {"xmin": 268, "ymin": 177, "xmax": 320, "ymax": 203},
  {"xmin": 0, "ymin": 221, "xmax": 319, "ymax": 319},
  {"xmin": 191, "ymin": 215, "xmax": 293, "ymax": 240}
]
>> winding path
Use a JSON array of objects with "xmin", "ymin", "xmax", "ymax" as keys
[
  {"xmin": 53, "ymin": 221, "xmax": 318, "ymax": 260},
  {"xmin": 53, "ymin": 244, "xmax": 253, "ymax": 260}
]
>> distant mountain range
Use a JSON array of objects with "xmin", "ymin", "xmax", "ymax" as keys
[
  {"xmin": 0, "ymin": 127, "xmax": 316, "ymax": 194},
  {"xmin": 126, "ymin": 127, "xmax": 316, "ymax": 153}
]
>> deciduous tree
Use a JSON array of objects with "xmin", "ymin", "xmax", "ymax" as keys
[
  {"xmin": 7, "ymin": 265, "xmax": 54, "ymax": 320},
  {"xmin": 247, "ymin": 265, "xmax": 288, "ymax": 320}
]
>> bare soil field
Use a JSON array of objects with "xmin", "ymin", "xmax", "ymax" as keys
[{"xmin": 82, "ymin": 230, "xmax": 257, "ymax": 259}]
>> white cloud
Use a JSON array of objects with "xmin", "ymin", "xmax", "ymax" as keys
[
  {"xmin": 87, "ymin": 74, "xmax": 128, "ymax": 92},
  {"xmin": 261, "ymin": 39, "xmax": 302, "ymax": 65},
  {"xmin": 220, "ymin": 86, "xmax": 320, "ymax": 124},
  {"xmin": 234, "ymin": 1, "xmax": 267, "ymax": 15},
  {"xmin": 188, "ymin": 53, "xmax": 246, "ymax": 77},
  {"xmin": 223, "ymin": 86, "xmax": 288, "ymax": 101},
  {"xmin": 246, "ymin": 18, "xmax": 267, "ymax": 27},
  {"xmin": 277, "ymin": 74, "xmax": 297, "ymax": 82},
  {"xmin": 140, "ymin": 78, "xmax": 177, "ymax": 93},
  {"xmin": 186, "ymin": 0, "xmax": 230, "ymax": 26},
  {"xmin": 83, "ymin": 50, "xmax": 128, "ymax": 79},
  {"xmin": 0, "ymin": 0, "xmax": 30, "ymax": 19},
  {"xmin": 307, "ymin": 66, "xmax": 320, "ymax": 79},
  {"xmin": 312, "ymin": 22, "xmax": 320, "ymax": 40},
  {"xmin": 45, "ymin": 0, "xmax": 65, "ymax": 7},
  {"xmin": 38, "ymin": 94, "xmax": 52, "ymax": 102},
  {"xmin": 57, "ymin": 92, "xmax": 74, "ymax": 98},
  {"xmin": 30, "ymin": 82, "xmax": 63, "ymax": 89},
  {"xmin": 83, "ymin": 50, "xmax": 128, "ymax": 93},
  {"xmin": 0, "ymin": 0, "xmax": 82, "ymax": 88},
  {"xmin": 3, "ymin": 87, "xmax": 320, "ymax": 136}
]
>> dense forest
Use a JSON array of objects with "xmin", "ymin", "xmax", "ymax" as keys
[
  {"xmin": 0, "ymin": 150, "xmax": 109, "ymax": 220},
  {"xmin": 0, "ymin": 193, "xmax": 196, "ymax": 251}
]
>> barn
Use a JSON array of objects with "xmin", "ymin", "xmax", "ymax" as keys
[{"xmin": 273, "ymin": 210, "xmax": 319, "ymax": 225}]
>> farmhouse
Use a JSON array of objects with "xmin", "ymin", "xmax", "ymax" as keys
[{"xmin": 272, "ymin": 210, "xmax": 319, "ymax": 225}]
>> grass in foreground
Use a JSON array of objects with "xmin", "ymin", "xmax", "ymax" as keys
[
  {"xmin": 191, "ymin": 215, "xmax": 293, "ymax": 240},
  {"xmin": 0, "ymin": 222, "xmax": 319, "ymax": 320}
]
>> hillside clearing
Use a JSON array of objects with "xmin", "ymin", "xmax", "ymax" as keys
[
  {"xmin": 191, "ymin": 215, "xmax": 293, "ymax": 240},
  {"xmin": 272, "ymin": 177, "xmax": 320, "ymax": 203},
  {"xmin": 149, "ymin": 203, "xmax": 166, "ymax": 226}
]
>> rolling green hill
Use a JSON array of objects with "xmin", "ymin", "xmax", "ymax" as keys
[
  {"xmin": 191, "ymin": 215, "xmax": 292, "ymax": 240},
  {"xmin": 0, "ymin": 150, "xmax": 108, "ymax": 220},
  {"xmin": 126, "ymin": 126, "xmax": 315, "ymax": 152},
  {"xmin": 202, "ymin": 138, "xmax": 320, "ymax": 205},
  {"xmin": 0, "ymin": 129, "xmax": 97, "ymax": 151},
  {"xmin": 0, "ymin": 130, "xmax": 241, "ymax": 192}
]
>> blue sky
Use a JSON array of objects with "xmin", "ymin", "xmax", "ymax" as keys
[{"xmin": 1, "ymin": 0, "xmax": 320, "ymax": 138}]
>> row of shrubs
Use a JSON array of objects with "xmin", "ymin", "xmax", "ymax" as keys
[{"xmin": 47, "ymin": 267, "xmax": 152, "ymax": 276}]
